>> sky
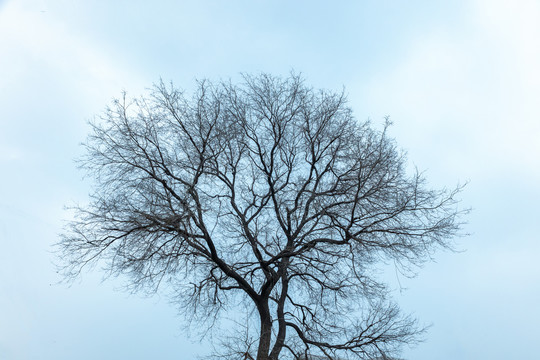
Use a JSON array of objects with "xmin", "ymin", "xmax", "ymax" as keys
[{"xmin": 0, "ymin": 0, "xmax": 539, "ymax": 359}]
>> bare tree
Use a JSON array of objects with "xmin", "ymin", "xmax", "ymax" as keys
[{"xmin": 59, "ymin": 73, "xmax": 466, "ymax": 360}]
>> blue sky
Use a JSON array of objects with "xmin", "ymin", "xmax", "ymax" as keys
[{"xmin": 1, "ymin": 0, "xmax": 539, "ymax": 359}]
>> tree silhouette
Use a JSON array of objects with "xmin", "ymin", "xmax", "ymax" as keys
[{"xmin": 59, "ymin": 73, "xmax": 466, "ymax": 360}]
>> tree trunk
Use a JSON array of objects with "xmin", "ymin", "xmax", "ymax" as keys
[
  {"xmin": 269, "ymin": 265, "xmax": 289, "ymax": 360},
  {"xmin": 256, "ymin": 301, "xmax": 272, "ymax": 360}
]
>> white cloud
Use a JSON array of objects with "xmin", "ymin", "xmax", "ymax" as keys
[
  {"xmin": 0, "ymin": 145, "xmax": 23, "ymax": 162},
  {"xmin": 0, "ymin": 1, "xmax": 143, "ymax": 108},
  {"xmin": 360, "ymin": 0, "xmax": 540, "ymax": 183}
]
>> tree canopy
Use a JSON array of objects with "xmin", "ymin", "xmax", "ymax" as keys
[{"xmin": 59, "ymin": 73, "xmax": 466, "ymax": 360}]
